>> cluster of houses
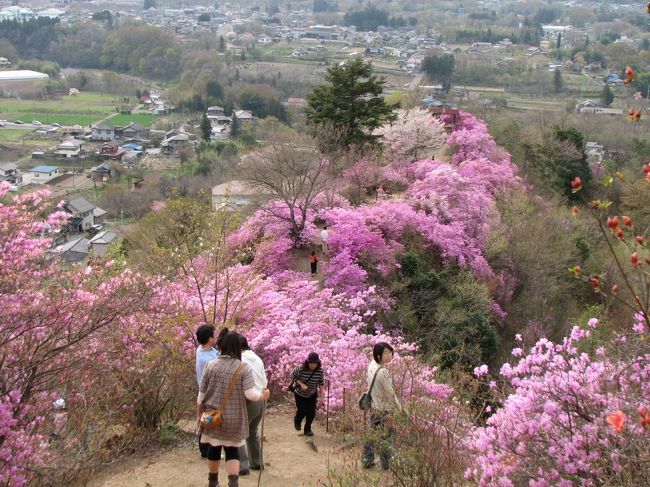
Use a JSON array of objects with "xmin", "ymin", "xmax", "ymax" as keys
[
  {"xmin": 204, "ymin": 106, "xmax": 255, "ymax": 141},
  {"xmin": 54, "ymin": 196, "xmax": 118, "ymax": 264}
]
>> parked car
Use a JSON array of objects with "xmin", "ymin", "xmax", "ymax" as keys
[
  {"xmin": 0, "ymin": 122, "xmax": 5, "ymax": 127},
  {"xmin": 32, "ymin": 120, "xmax": 42, "ymax": 126},
  {"xmin": 50, "ymin": 122, "xmax": 61, "ymax": 128},
  {"xmin": 0, "ymin": 119, "xmax": 7, "ymax": 123},
  {"xmin": 14, "ymin": 120, "xmax": 24, "ymax": 124}
]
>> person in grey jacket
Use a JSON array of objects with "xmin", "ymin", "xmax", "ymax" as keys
[{"xmin": 362, "ymin": 342, "xmax": 401, "ymax": 470}]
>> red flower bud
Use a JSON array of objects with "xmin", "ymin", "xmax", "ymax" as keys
[
  {"xmin": 590, "ymin": 276, "xmax": 600, "ymax": 289},
  {"xmin": 623, "ymin": 216, "xmax": 633, "ymax": 228},
  {"xmin": 612, "ymin": 284, "xmax": 620, "ymax": 294},
  {"xmin": 616, "ymin": 228, "xmax": 624, "ymax": 240},
  {"xmin": 570, "ymin": 177, "xmax": 582, "ymax": 192},
  {"xmin": 631, "ymin": 252, "xmax": 640, "ymax": 267},
  {"xmin": 571, "ymin": 206, "xmax": 579, "ymax": 217},
  {"xmin": 607, "ymin": 216, "xmax": 619, "ymax": 230},
  {"xmin": 626, "ymin": 66, "xmax": 635, "ymax": 77},
  {"xmin": 643, "ymin": 164, "xmax": 650, "ymax": 175},
  {"xmin": 636, "ymin": 236, "xmax": 645, "ymax": 246}
]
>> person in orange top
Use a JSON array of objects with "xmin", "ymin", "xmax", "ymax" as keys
[{"xmin": 309, "ymin": 251, "xmax": 318, "ymax": 275}]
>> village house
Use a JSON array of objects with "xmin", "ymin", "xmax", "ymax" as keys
[
  {"xmin": 118, "ymin": 122, "xmax": 146, "ymax": 139},
  {"xmin": 89, "ymin": 231, "xmax": 119, "ymax": 256},
  {"xmin": 30, "ymin": 165, "xmax": 60, "ymax": 183},
  {"xmin": 0, "ymin": 162, "xmax": 22, "ymax": 185},
  {"xmin": 57, "ymin": 139, "xmax": 85, "ymax": 158},
  {"xmin": 90, "ymin": 162, "xmax": 113, "ymax": 182},
  {"xmin": 206, "ymin": 106, "xmax": 225, "ymax": 120},
  {"xmin": 161, "ymin": 132, "xmax": 192, "ymax": 154},
  {"xmin": 233, "ymin": 109, "xmax": 255, "ymax": 126},
  {"xmin": 97, "ymin": 140, "xmax": 126, "ymax": 161},
  {"xmin": 57, "ymin": 236, "xmax": 89, "ymax": 264},
  {"xmin": 64, "ymin": 196, "xmax": 98, "ymax": 232},
  {"xmin": 92, "ymin": 124, "xmax": 116, "ymax": 141}
]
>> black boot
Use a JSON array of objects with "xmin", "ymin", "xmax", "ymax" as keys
[
  {"xmin": 227, "ymin": 474, "xmax": 239, "ymax": 487},
  {"xmin": 208, "ymin": 472, "xmax": 219, "ymax": 487}
]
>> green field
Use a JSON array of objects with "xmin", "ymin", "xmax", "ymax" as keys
[
  {"xmin": 0, "ymin": 129, "xmax": 32, "ymax": 143},
  {"xmin": 2, "ymin": 113, "xmax": 105, "ymax": 125},
  {"xmin": 106, "ymin": 113, "xmax": 157, "ymax": 128},
  {"xmin": 0, "ymin": 92, "xmax": 128, "ymax": 127}
]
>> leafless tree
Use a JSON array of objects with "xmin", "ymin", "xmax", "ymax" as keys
[{"xmin": 239, "ymin": 134, "xmax": 331, "ymax": 245}]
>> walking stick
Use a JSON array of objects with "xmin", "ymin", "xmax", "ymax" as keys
[{"xmin": 257, "ymin": 400, "xmax": 267, "ymax": 487}]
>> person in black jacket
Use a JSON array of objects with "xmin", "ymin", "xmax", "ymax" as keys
[{"xmin": 290, "ymin": 352, "xmax": 325, "ymax": 437}]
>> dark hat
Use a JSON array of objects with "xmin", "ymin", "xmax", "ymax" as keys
[{"xmin": 307, "ymin": 352, "xmax": 320, "ymax": 363}]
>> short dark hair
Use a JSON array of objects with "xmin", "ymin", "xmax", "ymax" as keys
[
  {"xmin": 239, "ymin": 334, "xmax": 250, "ymax": 351},
  {"xmin": 219, "ymin": 332, "xmax": 242, "ymax": 360},
  {"xmin": 373, "ymin": 342, "xmax": 394, "ymax": 363},
  {"xmin": 196, "ymin": 324, "xmax": 215, "ymax": 345},
  {"xmin": 215, "ymin": 327, "xmax": 229, "ymax": 351}
]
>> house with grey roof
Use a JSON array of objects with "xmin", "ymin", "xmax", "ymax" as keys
[
  {"xmin": 0, "ymin": 163, "xmax": 22, "ymax": 186},
  {"xmin": 57, "ymin": 236, "xmax": 89, "ymax": 264},
  {"xmin": 92, "ymin": 125, "xmax": 116, "ymax": 141},
  {"xmin": 89, "ymin": 231, "xmax": 119, "ymax": 256},
  {"xmin": 64, "ymin": 197, "xmax": 98, "ymax": 232}
]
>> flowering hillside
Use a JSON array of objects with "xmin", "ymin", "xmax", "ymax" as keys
[{"xmin": 2, "ymin": 109, "xmax": 649, "ymax": 486}]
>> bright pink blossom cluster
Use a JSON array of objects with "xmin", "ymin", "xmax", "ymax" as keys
[{"xmin": 467, "ymin": 320, "xmax": 650, "ymax": 486}]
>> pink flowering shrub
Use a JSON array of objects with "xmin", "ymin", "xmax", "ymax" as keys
[
  {"xmin": 0, "ymin": 183, "xmax": 152, "ymax": 484},
  {"xmin": 467, "ymin": 320, "xmax": 650, "ymax": 486}
]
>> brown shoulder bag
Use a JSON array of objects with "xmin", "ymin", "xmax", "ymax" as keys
[{"xmin": 200, "ymin": 363, "xmax": 245, "ymax": 430}]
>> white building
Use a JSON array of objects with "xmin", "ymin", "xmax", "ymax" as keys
[{"xmin": 30, "ymin": 165, "xmax": 60, "ymax": 183}]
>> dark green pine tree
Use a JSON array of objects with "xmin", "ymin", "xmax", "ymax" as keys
[
  {"xmin": 218, "ymin": 35, "xmax": 226, "ymax": 53},
  {"xmin": 554, "ymin": 69, "xmax": 563, "ymax": 94},
  {"xmin": 306, "ymin": 58, "xmax": 396, "ymax": 149},
  {"xmin": 230, "ymin": 114, "xmax": 241, "ymax": 139},
  {"xmin": 601, "ymin": 84, "xmax": 614, "ymax": 107},
  {"xmin": 200, "ymin": 113, "xmax": 212, "ymax": 141}
]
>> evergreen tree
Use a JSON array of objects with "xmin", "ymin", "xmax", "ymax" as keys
[
  {"xmin": 218, "ymin": 35, "xmax": 225, "ymax": 52},
  {"xmin": 553, "ymin": 69, "xmax": 563, "ymax": 93},
  {"xmin": 306, "ymin": 58, "xmax": 396, "ymax": 148},
  {"xmin": 200, "ymin": 113, "xmax": 212, "ymax": 141},
  {"xmin": 556, "ymin": 33, "xmax": 562, "ymax": 49},
  {"xmin": 230, "ymin": 114, "xmax": 241, "ymax": 139},
  {"xmin": 601, "ymin": 84, "xmax": 614, "ymax": 107}
]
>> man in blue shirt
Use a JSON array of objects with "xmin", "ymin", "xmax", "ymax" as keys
[{"xmin": 195, "ymin": 324, "xmax": 219, "ymax": 458}]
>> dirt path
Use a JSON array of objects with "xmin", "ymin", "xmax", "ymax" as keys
[{"xmin": 88, "ymin": 410, "xmax": 361, "ymax": 487}]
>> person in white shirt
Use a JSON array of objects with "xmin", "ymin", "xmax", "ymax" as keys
[
  {"xmin": 320, "ymin": 226, "xmax": 329, "ymax": 253},
  {"xmin": 237, "ymin": 334, "xmax": 268, "ymax": 475},
  {"xmin": 362, "ymin": 342, "xmax": 401, "ymax": 470}
]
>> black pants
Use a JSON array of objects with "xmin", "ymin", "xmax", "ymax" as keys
[
  {"xmin": 310, "ymin": 262, "xmax": 318, "ymax": 274},
  {"xmin": 294, "ymin": 392, "xmax": 317, "ymax": 433},
  {"xmin": 362, "ymin": 411, "xmax": 393, "ymax": 469}
]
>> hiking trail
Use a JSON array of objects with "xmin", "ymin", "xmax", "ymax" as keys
[{"xmin": 88, "ymin": 409, "xmax": 381, "ymax": 487}]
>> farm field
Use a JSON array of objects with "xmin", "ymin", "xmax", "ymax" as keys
[
  {"xmin": 1, "ymin": 113, "xmax": 103, "ymax": 125},
  {"xmin": 0, "ymin": 92, "xmax": 125, "ymax": 126},
  {"xmin": 0, "ymin": 128, "xmax": 33, "ymax": 143},
  {"xmin": 107, "ymin": 113, "xmax": 158, "ymax": 128}
]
